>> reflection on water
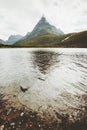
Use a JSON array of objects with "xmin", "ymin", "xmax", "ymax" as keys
[
  {"xmin": 32, "ymin": 50, "xmax": 60, "ymax": 74},
  {"xmin": 0, "ymin": 48, "xmax": 87, "ymax": 113}
]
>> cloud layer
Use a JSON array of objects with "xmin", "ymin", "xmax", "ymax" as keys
[{"xmin": 0, "ymin": 0, "xmax": 87, "ymax": 40}]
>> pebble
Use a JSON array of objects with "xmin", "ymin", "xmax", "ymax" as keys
[
  {"xmin": 38, "ymin": 124, "xmax": 41, "ymax": 127},
  {"xmin": 7, "ymin": 108, "xmax": 12, "ymax": 115},
  {"xmin": 19, "ymin": 122, "xmax": 22, "ymax": 125},
  {"xmin": 0, "ymin": 125, "xmax": 4, "ymax": 130},
  {"xmin": 30, "ymin": 124, "xmax": 32, "ymax": 127},
  {"xmin": 10, "ymin": 122, "xmax": 15, "ymax": 126},
  {"xmin": 20, "ymin": 112, "xmax": 24, "ymax": 116}
]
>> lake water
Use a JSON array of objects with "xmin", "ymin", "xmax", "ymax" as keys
[{"xmin": 0, "ymin": 48, "xmax": 87, "ymax": 115}]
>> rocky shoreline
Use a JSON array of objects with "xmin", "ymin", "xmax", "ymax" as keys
[{"xmin": 0, "ymin": 94, "xmax": 87, "ymax": 130}]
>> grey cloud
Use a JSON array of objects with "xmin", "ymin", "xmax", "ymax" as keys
[
  {"xmin": 82, "ymin": 11, "xmax": 87, "ymax": 15},
  {"xmin": 0, "ymin": 15, "xmax": 4, "ymax": 19},
  {"xmin": 0, "ymin": 0, "xmax": 87, "ymax": 39}
]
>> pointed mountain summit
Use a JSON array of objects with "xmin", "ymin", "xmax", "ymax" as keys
[
  {"xmin": 26, "ymin": 16, "xmax": 64, "ymax": 39},
  {"xmin": 14, "ymin": 16, "xmax": 64, "ymax": 46}
]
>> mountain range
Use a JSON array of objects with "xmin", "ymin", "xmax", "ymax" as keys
[
  {"xmin": 0, "ymin": 35, "xmax": 23, "ymax": 45},
  {"xmin": 0, "ymin": 16, "xmax": 87, "ymax": 47}
]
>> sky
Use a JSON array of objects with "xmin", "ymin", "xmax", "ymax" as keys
[{"xmin": 0, "ymin": 0, "xmax": 87, "ymax": 40}]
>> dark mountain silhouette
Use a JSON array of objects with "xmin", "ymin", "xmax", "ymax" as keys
[{"xmin": 60, "ymin": 31, "xmax": 87, "ymax": 47}]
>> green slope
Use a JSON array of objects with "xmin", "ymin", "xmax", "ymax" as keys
[
  {"xmin": 60, "ymin": 31, "xmax": 87, "ymax": 47},
  {"xmin": 14, "ymin": 30, "xmax": 87, "ymax": 47},
  {"xmin": 0, "ymin": 30, "xmax": 87, "ymax": 48},
  {"xmin": 14, "ymin": 32, "xmax": 69, "ymax": 47}
]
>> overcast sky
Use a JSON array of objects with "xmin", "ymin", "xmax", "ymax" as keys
[{"xmin": 0, "ymin": 0, "xmax": 87, "ymax": 40}]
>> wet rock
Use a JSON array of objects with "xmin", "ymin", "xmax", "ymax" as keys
[{"xmin": 20, "ymin": 86, "xmax": 28, "ymax": 92}]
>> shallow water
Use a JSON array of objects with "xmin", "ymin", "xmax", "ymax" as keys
[{"xmin": 0, "ymin": 48, "xmax": 87, "ymax": 113}]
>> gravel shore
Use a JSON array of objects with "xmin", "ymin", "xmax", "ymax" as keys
[{"xmin": 0, "ymin": 94, "xmax": 87, "ymax": 130}]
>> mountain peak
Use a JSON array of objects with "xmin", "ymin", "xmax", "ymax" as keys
[
  {"xmin": 25, "ymin": 16, "xmax": 64, "ymax": 39},
  {"xmin": 35, "ymin": 16, "xmax": 49, "ymax": 28},
  {"xmin": 39, "ymin": 16, "xmax": 47, "ymax": 23}
]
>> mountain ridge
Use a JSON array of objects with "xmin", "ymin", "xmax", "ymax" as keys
[
  {"xmin": 14, "ymin": 16, "xmax": 64, "ymax": 45},
  {"xmin": 0, "ymin": 35, "xmax": 23, "ymax": 45},
  {"xmin": 6, "ymin": 35, "xmax": 23, "ymax": 45},
  {"xmin": 26, "ymin": 16, "xmax": 64, "ymax": 38},
  {"xmin": 0, "ymin": 39, "xmax": 5, "ymax": 44},
  {"xmin": 0, "ymin": 16, "xmax": 87, "ymax": 47}
]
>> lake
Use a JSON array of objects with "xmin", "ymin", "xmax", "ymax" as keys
[{"xmin": 0, "ymin": 48, "xmax": 87, "ymax": 116}]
